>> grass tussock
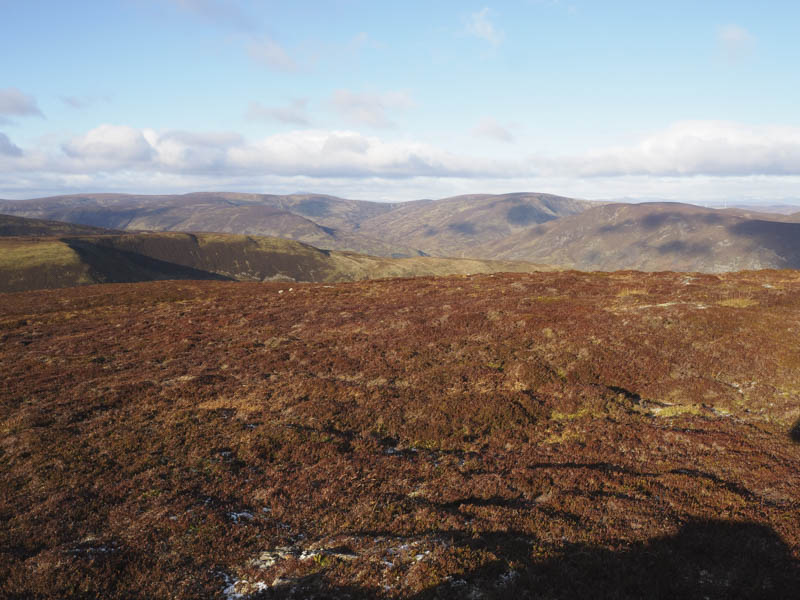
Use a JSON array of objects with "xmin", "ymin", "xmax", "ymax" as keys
[{"xmin": 717, "ymin": 297, "xmax": 759, "ymax": 308}]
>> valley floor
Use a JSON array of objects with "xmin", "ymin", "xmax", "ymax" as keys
[{"xmin": 2, "ymin": 271, "xmax": 800, "ymax": 598}]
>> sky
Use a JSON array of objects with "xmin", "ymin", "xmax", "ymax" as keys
[{"xmin": 3, "ymin": 0, "xmax": 800, "ymax": 203}]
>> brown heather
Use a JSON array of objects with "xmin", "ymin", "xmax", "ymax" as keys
[{"xmin": 1, "ymin": 270, "xmax": 800, "ymax": 598}]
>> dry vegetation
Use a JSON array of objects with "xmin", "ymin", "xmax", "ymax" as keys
[{"xmin": 2, "ymin": 270, "xmax": 800, "ymax": 598}]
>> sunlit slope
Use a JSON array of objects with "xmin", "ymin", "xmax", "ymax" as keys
[
  {"xmin": 486, "ymin": 202, "xmax": 800, "ymax": 272},
  {"xmin": 356, "ymin": 192, "xmax": 594, "ymax": 257}
]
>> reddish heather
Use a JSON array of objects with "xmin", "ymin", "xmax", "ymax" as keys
[{"xmin": 2, "ymin": 271, "xmax": 799, "ymax": 598}]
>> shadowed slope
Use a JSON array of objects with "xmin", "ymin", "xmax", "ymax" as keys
[{"xmin": 0, "ymin": 213, "xmax": 119, "ymax": 237}]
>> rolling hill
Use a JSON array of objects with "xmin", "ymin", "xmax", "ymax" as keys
[
  {"xmin": 0, "ymin": 193, "xmax": 416, "ymax": 258},
  {"xmin": 0, "ymin": 191, "xmax": 594, "ymax": 259},
  {"xmin": 485, "ymin": 202, "xmax": 800, "ymax": 272},
  {"xmin": 354, "ymin": 192, "xmax": 594, "ymax": 257},
  {"xmin": 5, "ymin": 192, "xmax": 800, "ymax": 272},
  {"xmin": 0, "ymin": 215, "xmax": 555, "ymax": 293}
]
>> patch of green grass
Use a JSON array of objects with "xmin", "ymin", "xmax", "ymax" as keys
[{"xmin": 0, "ymin": 240, "xmax": 81, "ymax": 268}]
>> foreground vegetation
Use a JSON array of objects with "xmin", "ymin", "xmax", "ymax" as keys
[{"xmin": 2, "ymin": 271, "xmax": 799, "ymax": 598}]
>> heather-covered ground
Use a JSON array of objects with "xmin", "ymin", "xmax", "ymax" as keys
[{"xmin": 2, "ymin": 271, "xmax": 800, "ymax": 598}]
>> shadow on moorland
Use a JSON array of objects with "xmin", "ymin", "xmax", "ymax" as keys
[
  {"xmin": 727, "ymin": 220, "xmax": 800, "ymax": 268},
  {"xmin": 791, "ymin": 418, "xmax": 800, "ymax": 443},
  {"xmin": 447, "ymin": 222, "xmax": 478, "ymax": 236},
  {"xmin": 597, "ymin": 211, "xmax": 725, "ymax": 234},
  {"xmin": 64, "ymin": 238, "xmax": 233, "ymax": 284},
  {"xmin": 506, "ymin": 204, "xmax": 554, "ymax": 226},
  {"xmin": 655, "ymin": 240, "xmax": 713, "ymax": 256},
  {"xmin": 260, "ymin": 510, "xmax": 800, "ymax": 599}
]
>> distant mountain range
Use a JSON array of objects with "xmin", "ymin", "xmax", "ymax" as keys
[
  {"xmin": 2, "ymin": 191, "xmax": 800, "ymax": 273},
  {"xmin": 0, "ymin": 192, "xmax": 589, "ymax": 259}
]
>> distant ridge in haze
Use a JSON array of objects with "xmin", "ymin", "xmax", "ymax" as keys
[
  {"xmin": 486, "ymin": 202, "xmax": 800, "ymax": 272},
  {"xmin": 0, "ymin": 192, "xmax": 413, "ymax": 258},
  {"xmin": 5, "ymin": 192, "xmax": 800, "ymax": 272},
  {"xmin": 0, "ymin": 191, "xmax": 592, "ymax": 259}
]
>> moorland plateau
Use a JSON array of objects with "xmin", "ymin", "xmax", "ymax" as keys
[{"xmin": 2, "ymin": 270, "xmax": 800, "ymax": 598}]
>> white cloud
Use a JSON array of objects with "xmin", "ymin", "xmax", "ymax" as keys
[
  {"xmin": 321, "ymin": 132, "xmax": 370, "ymax": 155},
  {"xmin": 224, "ymin": 129, "xmax": 499, "ymax": 177},
  {"xmin": 718, "ymin": 24, "xmax": 754, "ymax": 63},
  {"xmin": 62, "ymin": 124, "xmax": 154, "ymax": 164},
  {"xmin": 543, "ymin": 121, "xmax": 800, "ymax": 177},
  {"xmin": 246, "ymin": 99, "xmax": 309, "ymax": 125},
  {"xmin": 152, "ymin": 130, "xmax": 243, "ymax": 171},
  {"xmin": 465, "ymin": 8, "xmax": 503, "ymax": 46},
  {"xmin": 0, "ymin": 88, "xmax": 43, "ymax": 118},
  {"xmin": 473, "ymin": 117, "xmax": 515, "ymax": 142},
  {"xmin": 1, "ymin": 124, "xmax": 523, "ymax": 181},
  {"xmin": 13, "ymin": 120, "xmax": 800, "ymax": 183},
  {"xmin": 331, "ymin": 90, "xmax": 414, "ymax": 128},
  {"xmin": 0, "ymin": 132, "xmax": 22, "ymax": 157},
  {"xmin": 247, "ymin": 38, "xmax": 297, "ymax": 71},
  {"xmin": 9, "ymin": 120, "xmax": 800, "ymax": 203}
]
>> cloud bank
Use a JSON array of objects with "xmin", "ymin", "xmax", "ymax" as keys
[
  {"xmin": 552, "ymin": 121, "xmax": 800, "ymax": 177},
  {"xmin": 5, "ymin": 120, "xmax": 800, "ymax": 201},
  {"xmin": 2, "ymin": 124, "xmax": 518, "ymax": 180}
]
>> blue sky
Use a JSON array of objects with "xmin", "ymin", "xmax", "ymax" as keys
[{"xmin": 3, "ymin": 0, "xmax": 800, "ymax": 202}]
